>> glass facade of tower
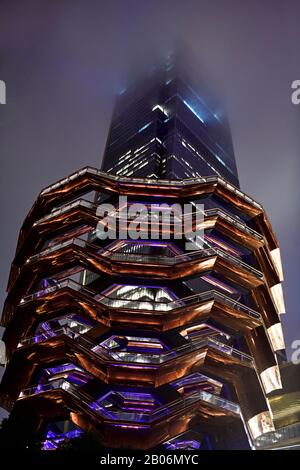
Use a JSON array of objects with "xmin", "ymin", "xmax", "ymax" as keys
[
  {"xmin": 101, "ymin": 54, "xmax": 239, "ymax": 186},
  {"xmin": 0, "ymin": 54, "xmax": 291, "ymax": 451}
]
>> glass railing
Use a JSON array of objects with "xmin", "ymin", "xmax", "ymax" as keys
[
  {"xmin": 17, "ymin": 325, "xmax": 82, "ymax": 348},
  {"xmin": 34, "ymin": 199, "xmax": 97, "ymax": 226},
  {"xmin": 98, "ymin": 296, "xmax": 175, "ymax": 311},
  {"xmin": 254, "ymin": 422, "xmax": 300, "ymax": 448},
  {"xmin": 101, "ymin": 245, "xmax": 263, "ymax": 278},
  {"xmin": 254, "ymin": 423, "xmax": 300, "ymax": 448},
  {"xmin": 84, "ymin": 331, "xmax": 253, "ymax": 364},
  {"xmin": 25, "ymin": 236, "xmax": 263, "ymax": 279},
  {"xmin": 19, "ymin": 378, "xmax": 70, "ymax": 398},
  {"xmin": 217, "ymin": 178, "xmax": 262, "ymax": 209},
  {"xmin": 26, "ymin": 237, "xmax": 86, "ymax": 264},
  {"xmin": 40, "ymin": 168, "xmax": 89, "ymax": 195},
  {"xmin": 94, "ymin": 335, "xmax": 253, "ymax": 365},
  {"xmin": 206, "ymin": 336, "xmax": 253, "ymax": 362},
  {"xmin": 33, "ymin": 196, "xmax": 262, "ymax": 244},
  {"xmin": 88, "ymin": 390, "xmax": 240, "ymax": 423},
  {"xmin": 101, "ymin": 207, "xmax": 262, "ymax": 240},
  {"xmin": 19, "ymin": 279, "xmax": 260, "ymax": 321},
  {"xmin": 40, "ymin": 166, "xmax": 262, "ymax": 210},
  {"xmin": 199, "ymin": 390, "xmax": 241, "ymax": 414},
  {"xmin": 205, "ymin": 208, "xmax": 263, "ymax": 241},
  {"xmin": 98, "ymin": 290, "xmax": 260, "ymax": 319},
  {"xmin": 20, "ymin": 278, "xmax": 91, "ymax": 304},
  {"xmin": 16, "ymin": 317, "xmax": 253, "ymax": 365},
  {"xmin": 19, "ymin": 379, "xmax": 240, "ymax": 423},
  {"xmin": 151, "ymin": 390, "xmax": 241, "ymax": 421},
  {"xmin": 16, "ymin": 324, "xmax": 111, "ymax": 361}
]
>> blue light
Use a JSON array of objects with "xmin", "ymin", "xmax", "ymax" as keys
[
  {"xmin": 183, "ymin": 100, "xmax": 205, "ymax": 124},
  {"xmin": 138, "ymin": 122, "xmax": 151, "ymax": 133},
  {"xmin": 214, "ymin": 153, "xmax": 227, "ymax": 168}
]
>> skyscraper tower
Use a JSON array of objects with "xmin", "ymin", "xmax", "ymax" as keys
[
  {"xmin": 102, "ymin": 50, "xmax": 239, "ymax": 186},
  {"xmin": 0, "ymin": 52, "xmax": 287, "ymax": 450}
]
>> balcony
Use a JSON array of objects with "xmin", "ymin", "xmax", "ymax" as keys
[
  {"xmin": 25, "ymin": 237, "xmax": 263, "ymax": 279},
  {"xmin": 18, "ymin": 379, "xmax": 241, "ymax": 424},
  {"xmin": 17, "ymin": 322, "xmax": 253, "ymax": 365},
  {"xmin": 19, "ymin": 278, "xmax": 261, "ymax": 321}
]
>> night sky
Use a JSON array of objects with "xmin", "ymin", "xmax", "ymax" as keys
[{"xmin": 0, "ymin": 0, "xmax": 299, "ymax": 399}]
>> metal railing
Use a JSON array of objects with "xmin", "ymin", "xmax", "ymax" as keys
[
  {"xmin": 19, "ymin": 278, "xmax": 260, "ymax": 321},
  {"xmin": 26, "ymin": 237, "xmax": 86, "ymax": 264},
  {"xmin": 205, "ymin": 208, "xmax": 263, "ymax": 241},
  {"xmin": 19, "ymin": 378, "xmax": 70, "ymax": 397},
  {"xmin": 88, "ymin": 389, "xmax": 241, "ymax": 422},
  {"xmin": 254, "ymin": 422, "xmax": 300, "ymax": 448},
  {"xmin": 33, "ymin": 198, "xmax": 263, "ymax": 244},
  {"xmin": 33, "ymin": 199, "xmax": 97, "ymax": 226},
  {"xmin": 20, "ymin": 278, "xmax": 94, "ymax": 304},
  {"xmin": 17, "ymin": 321, "xmax": 253, "ymax": 365},
  {"xmin": 19, "ymin": 379, "xmax": 241, "ymax": 423},
  {"xmin": 40, "ymin": 166, "xmax": 262, "ymax": 210},
  {"xmin": 104, "ymin": 245, "xmax": 263, "ymax": 278},
  {"xmin": 18, "ymin": 325, "xmax": 81, "ymax": 348},
  {"xmin": 25, "ymin": 236, "xmax": 263, "ymax": 279}
]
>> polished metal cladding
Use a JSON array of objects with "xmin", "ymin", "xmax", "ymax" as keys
[{"xmin": 0, "ymin": 169, "xmax": 286, "ymax": 450}]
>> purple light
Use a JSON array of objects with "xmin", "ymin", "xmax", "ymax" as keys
[
  {"xmin": 48, "ymin": 363, "xmax": 75, "ymax": 374},
  {"xmin": 36, "ymin": 363, "xmax": 92, "ymax": 392},
  {"xmin": 109, "ymin": 239, "xmax": 183, "ymax": 253},
  {"xmin": 165, "ymin": 439, "xmax": 201, "ymax": 450},
  {"xmin": 90, "ymin": 390, "xmax": 161, "ymax": 422},
  {"xmin": 43, "ymin": 440, "xmax": 58, "ymax": 450},
  {"xmin": 42, "ymin": 426, "xmax": 84, "ymax": 451}
]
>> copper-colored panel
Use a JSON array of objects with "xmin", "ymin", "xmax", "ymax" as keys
[
  {"xmin": 14, "ymin": 168, "xmax": 277, "ymax": 254},
  {"xmin": 3, "ymin": 286, "xmax": 261, "ymax": 355},
  {"xmin": 11, "ymin": 386, "xmax": 241, "ymax": 449},
  {"xmin": 3, "ymin": 241, "xmax": 263, "ymax": 326}
]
